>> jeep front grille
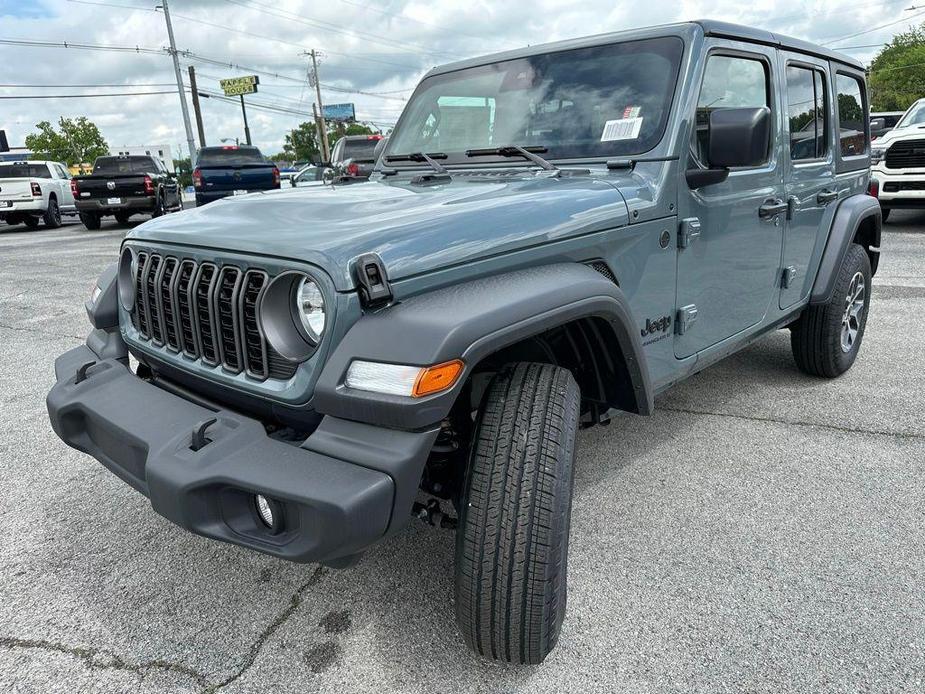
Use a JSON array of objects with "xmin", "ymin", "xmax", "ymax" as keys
[
  {"xmin": 885, "ymin": 140, "xmax": 925, "ymax": 169},
  {"xmin": 130, "ymin": 252, "xmax": 296, "ymax": 381}
]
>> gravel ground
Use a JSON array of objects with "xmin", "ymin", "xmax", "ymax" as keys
[{"xmin": 1, "ymin": 211, "xmax": 923, "ymax": 693}]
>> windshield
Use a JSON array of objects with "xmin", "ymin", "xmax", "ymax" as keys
[
  {"xmin": 342, "ymin": 138, "xmax": 382, "ymax": 161},
  {"xmin": 0, "ymin": 164, "xmax": 51, "ymax": 178},
  {"xmin": 896, "ymin": 101, "xmax": 925, "ymax": 129},
  {"xmin": 93, "ymin": 156, "xmax": 157, "ymax": 175},
  {"xmin": 386, "ymin": 36, "xmax": 684, "ymax": 165},
  {"xmin": 197, "ymin": 146, "xmax": 267, "ymax": 166}
]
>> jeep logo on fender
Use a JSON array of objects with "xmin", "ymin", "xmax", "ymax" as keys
[{"xmin": 641, "ymin": 315, "xmax": 672, "ymax": 337}]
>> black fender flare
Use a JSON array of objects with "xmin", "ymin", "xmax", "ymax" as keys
[
  {"xmin": 810, "ymin": 194, "xmax": 881, "ymax": 305},
  {"xmin": 313, "ymin": 263, "xmax": 653, "ymax": 430}
]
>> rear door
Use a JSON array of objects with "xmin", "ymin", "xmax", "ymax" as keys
[
  {"xmin": 676, "ymin": 44, "xmax": 785, "ymax": 358},
  {"xmin": 779, "ymin": 53, "xmax": 837, "ymax": 309}
]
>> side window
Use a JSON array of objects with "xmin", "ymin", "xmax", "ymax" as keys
[
  {"xmin": 695, "ymin": 54, "xmax": 770, "ymax": 166},
  {"xmin": 786, "ymin": 65, "xmax": 828, "ymax": 161},
  {"xmin": 836, "ymin": 73, "xmax": 867, "ymax": 157}
]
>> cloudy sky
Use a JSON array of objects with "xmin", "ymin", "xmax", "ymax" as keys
[{"xmin": 0, "ymin": 0, "xmax": 921, "ymax": 159}]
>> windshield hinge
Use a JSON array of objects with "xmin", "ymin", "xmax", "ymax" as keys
[
  {"xmin": 354, "ymin": 253, "xmax": 393, "ymax": 308},
  {"xmin": 678, "ymin": 217, "xmax": 701, "ymax": 249}
]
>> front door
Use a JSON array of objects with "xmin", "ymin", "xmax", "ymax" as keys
[
  {"xmin": 779, "ymin": 52, "xmax": 837, "ymax": 309},
  {"xmin": 676, "ymin": 44, "xmax": 785, "ymax": 359}
]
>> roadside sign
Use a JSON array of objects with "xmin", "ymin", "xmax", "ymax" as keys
[
  {"xmin": 220, "ymin": 75, "xmax": 260, "ymax": 97},
  {"xmin": 323, "ymin": 103, "xmax": 356, "ymax": 123}
]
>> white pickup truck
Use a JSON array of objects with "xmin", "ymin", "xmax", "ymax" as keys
[
  {"xmin": 0, "ymin": 160, "xmax": 77, "ymax": 229},
  {"xmin": 870, "ymin": 98, "xmax": 925, "ymax": 222}
]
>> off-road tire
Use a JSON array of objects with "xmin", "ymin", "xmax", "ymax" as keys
[
  {"xmin": 23, "ymin": 216, "xmax": 40, "ymax": 230},
  {"xmin": 43, "ymin": 197, "xmax": 61, "ymax": 228},
  {"xmin": 79, "ymin": 212, "xmax": 101, "ymax": 230},
  {"xmin": 115, "ymin": 212, "xmax": 132, "ymax": 226},
  {"xmin": 881, "ymin": 208, "xmax": 890, "ymax": 223},
  {"xmin": 455, "ymin": 362, "xmax": 580, "ymax": 664},
  {"xmin": 791, "ymin": 242, "xmax": 871, "ymax": 377},
  {"xmin": 151, "ymin": 193, "xmax": 166, "ymax": 218}
]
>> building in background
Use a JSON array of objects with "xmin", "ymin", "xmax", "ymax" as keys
[{"xmin": 114, "ymin": 144, "xmax": 175, "ymax": 172}]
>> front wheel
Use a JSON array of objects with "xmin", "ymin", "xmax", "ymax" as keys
[
  {"xmin": 114, "ymin": 212, "xmax": 132, "ymax": 226},
  {"xmin": 881, "ymin": 208, "xmax": 890, "ymax": 223},
  {"xmin": 455, "ymin": 362, "xmax": 580, "ymax": 664},
  {"xmin": 791, "ymin": 242, "xmax": 872, "ymax": 377},
  {"xmin": 151, "ymin": 194, "xmax": 166, "ymax": 218},
  {"xmin": 23, "ymin": 216, "xmax": 40, "ymax": 230}
]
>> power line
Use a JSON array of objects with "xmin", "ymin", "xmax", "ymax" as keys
[
  {"xmin": 336, "ymin": 0, "xmax": 490, "ymax": 42},
  {"xmin": 0, "ymin": 91, "xmax": 177, "ymax": 99},
  {"xmin": 0, "ymin": 82, "xmax": 176, "ymax": 87},
  {"xmin": 823, "ymin": 8, "xmax": 925, "ymax": 45},
  {"xmin": 0, "ymin": 36, "xmax": 163, "ymax": 54}
]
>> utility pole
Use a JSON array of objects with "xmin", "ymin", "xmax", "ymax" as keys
[
  {"xmin": 188, "ymin": 66, "xmax": 206, "ymax": 148},
  {"xmin": 305, "ymin": 50, "xmax": 330, "ymax": 162},
  {"xmin": 160, "ymin": 0, "xmax": 197, "ymax": 166}
]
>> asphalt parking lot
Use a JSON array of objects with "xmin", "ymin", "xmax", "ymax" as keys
[{"xmin": 1, "ymin": 212, "xmax": 923, "ymax": 693}]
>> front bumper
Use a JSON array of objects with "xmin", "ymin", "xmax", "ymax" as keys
[
  {"xmin": 47, "ymin": 341, "xmax": 438, "ymax": 565},
  {"xmin": 871, "ymin": 168, "xmax": 925, "ymax": 207},
  {"xmin": 76, "ymin": 197, "xmax": 157, "ymax": 214}
]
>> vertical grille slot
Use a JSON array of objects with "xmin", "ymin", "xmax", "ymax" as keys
[
  {"xmin": 133, "ymin": 251, "xmax": 149, "ymax": 338},
  {"xmin": 158, "ymin": 257, "xmax": 180, "ymax": 351},
  {"xmin": 176, "ymin": 260, "xmax": 198, "ymax": 358},
  {"xmin": 240, "ymin": 271, "xmax": 269, "ymax": 379},
  {"xmin": 194, "ymin": 263, "xmax": 219, "ymax": 365},
  {"xmin": 215, "ymin": 266, "xmax": 243, "ymax": 373},
  {"xmin": 145, "ymin": 254, "xmax": 163, "ymax": 344}
]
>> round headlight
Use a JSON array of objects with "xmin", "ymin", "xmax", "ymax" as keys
[
  {"xmin": 296, "ymin": 277, "xmax": 326, "ymax": 342},
  {"xmin": 118, "ymin": 246, "xmax": 136, "ymax": 310}
]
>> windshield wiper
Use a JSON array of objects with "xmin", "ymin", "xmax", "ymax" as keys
[
  {"xmin": 384, "ymin": 152, "xmax": 448, "ymax": 174},
  {"xmin": 465, "ymin": 145, "xmax": 558, "ymax": 171}
]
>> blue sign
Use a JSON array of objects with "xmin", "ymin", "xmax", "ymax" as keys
[{"xmin": 322, "ymin": 103, "xmax": 356, "ymax": 122}]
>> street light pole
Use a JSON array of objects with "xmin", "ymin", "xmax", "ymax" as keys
[{"xmin": 160, "ymin": 0, "xmax": 197, "ymax": 166}]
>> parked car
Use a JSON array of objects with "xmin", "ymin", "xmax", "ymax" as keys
[
  {"xmin": 193, "ymin": 145, "xmax": 280, "ymax": 206},
  {"xmin": 870, "ymin": 110, "xmax": 904, "ymax": 140},
  {"xmin": 290, "ymin": 163, "xmax": 331, "ymax": 188},
  {"xmin": 48, "ymin": 20, "xmax": 880, "ymax": 665},
  {"xmin": 0, "ymin": 160, "xmax": 76, "ymax": 229},
  {"xmin": 330, "ymin": 134, "xmax": 383, "ymax": 180},
  {"xmin": 869, "ymin": 98, "xmax": 925, "ymax": 221},
  {"xmin": 73, "ymin": 155, "xmax": 181, "ymax": 230}
]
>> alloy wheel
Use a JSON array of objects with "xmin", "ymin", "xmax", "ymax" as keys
[{"xmin": 840, "ymin": 271, "xmax": 866, "ymax": 353}]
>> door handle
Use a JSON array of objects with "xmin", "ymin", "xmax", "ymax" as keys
[
  {"xmin": 758, "ymin": 199, "xmax": 788, "ymax": 219},
  {"xmin": 817, "ymin": 189, "xmax": 839, "ymax": 204}
]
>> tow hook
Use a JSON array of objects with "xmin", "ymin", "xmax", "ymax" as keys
[{"xmin": 412, "ymin": 499, "xmax": 458, "ymax": 529}]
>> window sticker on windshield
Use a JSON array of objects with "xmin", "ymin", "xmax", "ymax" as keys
[
  {"xmin": 601, "ymin": 117, "xmax": 643, "ymax": 141},
  {"xmin": 622, "ymin": 106, "xmax": 641, "ymax": 119}
]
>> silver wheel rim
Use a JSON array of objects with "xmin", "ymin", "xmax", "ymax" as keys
[{"xmin": 840, "ymin": 271, "xmax": 865, "ymax": 353}]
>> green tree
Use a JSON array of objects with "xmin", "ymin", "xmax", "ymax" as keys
[
  {"xmin": 282, "ymin": 121, "xmax": 379, "ymax": 162},
  {"xmin": 868, "ymin": 24, "xmax": 925, "ymax": 111},
  {"xmin": 24, "ymin": 117, "xmax": 109, "ymax": 166},
  {"xmin": 173, "ymin": 157, "xmax": 192, "ymax": 188}
]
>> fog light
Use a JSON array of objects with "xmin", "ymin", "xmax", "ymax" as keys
[{"xmin": 254, "ymin": 494, "xmax": 283, "ymax": 533}]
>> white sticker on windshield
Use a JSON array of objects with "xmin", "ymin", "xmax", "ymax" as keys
[{"xmin": 601, "ymin": 117, "xmax": 643, "ymax": 142}]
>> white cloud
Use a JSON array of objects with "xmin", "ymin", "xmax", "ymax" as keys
[{"xmin": 0, "ymin": 0, "xmax": 913, "ymax": 158}]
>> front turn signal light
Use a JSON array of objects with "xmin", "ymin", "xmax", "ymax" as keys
[{"xmin": 413, "ymin": 360, "xmax": 464, "ymax": 398}]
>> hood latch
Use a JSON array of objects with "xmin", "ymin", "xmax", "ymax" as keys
[{"xmin": 355, "ymin": 253, "xmax": 393, "ymax": 308}]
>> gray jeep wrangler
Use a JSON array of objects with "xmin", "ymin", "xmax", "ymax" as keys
[{"xmin": 47, "ymin": 20, "xmax": 880, "ymax": 664}]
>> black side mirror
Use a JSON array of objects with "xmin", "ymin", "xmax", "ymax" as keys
[
  {"xmin": 687, "ymin": 106, "xmax": 771, "ymax": 189},
  {"xmin": 869, "ymin": 118, "xmax": 886, "ymax": 132}
]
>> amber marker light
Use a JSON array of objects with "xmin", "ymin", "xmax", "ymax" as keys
[{"xmin": 413, "ymin": 360, "xmax": 465, "ymax": 398}]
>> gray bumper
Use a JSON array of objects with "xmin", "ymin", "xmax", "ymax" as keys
[
  {"xmin": 47, "ymin": 342, "xmax": 438, "ymax": 564},
  {"xmin": 75, "ymin": 197, "xmax": 157, "ymax": 213}
]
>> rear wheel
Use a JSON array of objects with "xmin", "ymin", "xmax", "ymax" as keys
[
  {"xmin": 791, "ymin": 242, "xmax": 872, "ymax": 377},
  {"xmin": 79, "ymin": 212, "xmax": 101, "ymax": 230},
  {"xmin": 43, "ymin": 198, "xmax": 61, "ymax": 228},
  {"xmin": 151, "ymin": 193, "xmax": 167, "ymax": 218},
  {"xmin": 455, "ymin": 362, "xmax": 580, "ymax": 664},
  {"xmin": 23, "ymin": 216, "xmax": 40, "ymax": 230}
]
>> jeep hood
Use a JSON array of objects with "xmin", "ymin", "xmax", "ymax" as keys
[{"xmin": 129, "ymin": 174, "xmax": 629, "ymax": 291}]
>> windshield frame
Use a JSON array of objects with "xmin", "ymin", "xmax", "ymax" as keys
[
  {"xmin": 382, "ymin": 34, "xmax": 686, "ymax": 169},
  {"xmin": 896, "ymin": 100, "xmax": 925, "ymax": 129}
]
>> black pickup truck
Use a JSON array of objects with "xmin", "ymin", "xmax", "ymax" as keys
[
  {"xmin": 73, "ymin": 155, "xmax": 181, "ymax": 229},
  {"xmin": 193, "ymin": 145, "xmax": 280, "ymax": 206}
]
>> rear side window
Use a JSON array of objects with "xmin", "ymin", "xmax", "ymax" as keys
[
  {"xmin": 0, "ymin": 164, "xmax": 52, "ymax": 178},
  {"xmin": 786, "ymin": 65, "xmax": 828, "ymax": 161},
  {"xmin": 197, "ymin": 147, "xmax": 266, "ymax": 166},
  {"xmin": 694, "ymin": 54, "xmax": 770, "ymax": 167},
  {"xmin": 93, "ymin": 157, "xmax": 156, "ymax": 175},
  {"xmin": 835, "ymin": 74, "xmax": 867, "ymax": 157}
]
